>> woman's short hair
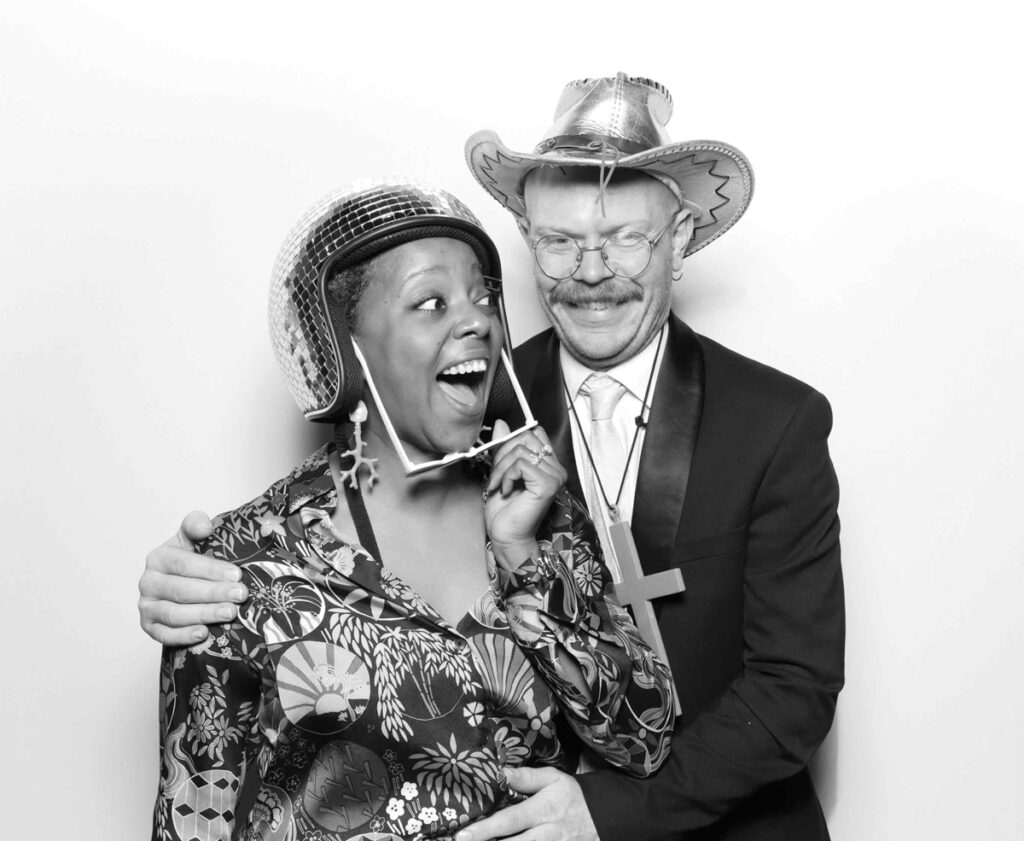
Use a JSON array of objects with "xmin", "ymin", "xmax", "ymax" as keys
[{"xmin": 325, "ymin": 259, "xmax": 374, "ymax": 330}]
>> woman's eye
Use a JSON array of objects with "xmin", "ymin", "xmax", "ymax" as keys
[
  {"xmin": 476, "ymin": 292, "xmax": 497, "ymax": 308},
  {"xmin": 416, "ymin": 297, "xmax": 444, "ymax": 312}
]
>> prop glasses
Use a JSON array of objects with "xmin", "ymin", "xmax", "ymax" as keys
[
  {"xmin": 352, "ymin": 341, "xmax": 538, "ymax": 476},
  {"xmin": 530, "ymin": 216, "xmax": 676, "ymax": 280}
]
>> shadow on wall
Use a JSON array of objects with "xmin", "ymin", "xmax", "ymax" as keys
[{"xmin": 809, "ymin": 712, "xmax": 840, "ymax": 820}]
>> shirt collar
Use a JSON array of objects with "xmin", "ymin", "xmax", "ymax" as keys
[
  {"xmin": 560, "ymin": 322, "xmax": 669, "ymax": 403},
  {"xmin": 282, "ymin": 444, "xmax": 338, "ymax": 516}
]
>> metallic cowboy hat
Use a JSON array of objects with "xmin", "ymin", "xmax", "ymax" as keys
[
  {"xmin": 268, "ymin": 180, "xmax": 505, "ymax": 422},
  {"xmin": 465, "ymin": 73, "xmax": 754, "ymax": 256}
]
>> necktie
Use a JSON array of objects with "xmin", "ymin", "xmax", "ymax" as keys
[
  {"xmin": 577, "ymin": 373, "xmax": 629, "ymax": 578},
  {"xmin": 580, "ymin": 373, "xmax": 629, "ymax": 501}
]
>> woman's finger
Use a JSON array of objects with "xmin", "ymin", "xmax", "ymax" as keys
[
  {"xmin": 490, "ymin": 433, "xmax": 566, "ymax": 486},
  {"xmin": 488, "ymin": 446, "xmax": 561, "ymax": 494},
  {"xmin": 532, "ymin": 425, "xmax": 553, "ymax": 447},
  {"xmin": 497, "ymin": 455, "xmax": 561, "ymax": 497},
  {"xmin": 491, "ymin": 418, "xmax": 510, "ymax": 441},
  {"xmin": 487, "ymin": 443, "xmax": 543, "ymax": 491}
]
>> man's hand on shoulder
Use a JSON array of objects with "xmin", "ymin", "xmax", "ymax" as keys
[
  {"xmin": 138, "ymin": 510, "xmax": 248, "ymax": 645},
  {"xmin": 456, "ymin": 767, "xmax": 598, "ymax": 841}
]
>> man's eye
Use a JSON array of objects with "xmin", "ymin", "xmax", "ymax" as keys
[
  {"xmin": 609, "ymin": 231, "xmax": 647, "ymax": 249},
  {"xmin": 540, "ymin": 235, "xmax": 578, "ymax": 253},
  {"xmin": 416, "ymin": 297, "xmax": 444, "ymax": 311}
]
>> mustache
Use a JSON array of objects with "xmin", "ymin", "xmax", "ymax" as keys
[{"xmin": 547, "ymin": 281, "xmax": 643, "ymax": 306}]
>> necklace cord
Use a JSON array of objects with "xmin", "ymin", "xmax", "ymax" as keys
[{"xmin": 563, "ymin": 327, "xmax": 665, "ymax": 518}]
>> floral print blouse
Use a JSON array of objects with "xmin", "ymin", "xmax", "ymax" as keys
[{"xmin": 153, "ymin": 445, "xmax": 675, "ymax": 841}]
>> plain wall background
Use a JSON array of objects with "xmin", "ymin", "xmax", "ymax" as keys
[{"xmin": 1, "ymin": 1, "xmax": 1021, "ymax": 837}]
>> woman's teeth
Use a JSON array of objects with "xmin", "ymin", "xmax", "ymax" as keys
[
  {"xmin": 437, "ymin": 358, "xmax": 489, "ymax": 409},
  {"xmin": 440, "ymin": 359, "xmax": 488, "ymax": 376}
]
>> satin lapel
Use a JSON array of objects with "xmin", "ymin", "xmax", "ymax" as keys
[
  {"xmin": 523, "ymin": 332, "xmax": 585, "ymax": 502},
  {"xmin": 632, "ymin": 316, "xmax": 705, "ymax": 574}
]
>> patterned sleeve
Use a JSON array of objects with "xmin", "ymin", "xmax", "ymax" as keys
[
  {"xmin": 152, "ymin": 622, "xmax": 264, "ymax": 840},
  {"xmin": 490, "ymin": 490, "xmax": 676, "ymax": 777}
]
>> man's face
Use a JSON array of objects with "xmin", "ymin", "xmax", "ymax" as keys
[{"xmin": 522, "ymin": 168, "xmax": 692, "ymax": 369}]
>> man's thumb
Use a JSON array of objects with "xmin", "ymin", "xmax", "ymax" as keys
[
  {"xmin": 502, "ymin": 765, "xmax": 559, "ymax": 794},
  {"xmin": 177, "ymin": 510, "xmax": 214, "ymax": 547}
]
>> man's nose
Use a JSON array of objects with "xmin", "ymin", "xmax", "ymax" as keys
[{"xmin": 572, "ymin": 246, "xmax": 614, "ymax": 285}]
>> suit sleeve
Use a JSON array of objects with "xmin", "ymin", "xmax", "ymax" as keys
[{"xmin": 577, "ymin": 390, "xmax": 845, "ymax": 838}]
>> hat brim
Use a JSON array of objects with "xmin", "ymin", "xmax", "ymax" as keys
[{"xmin": 465, "ymin": 130, "xmax": 754, "ymax": 256}]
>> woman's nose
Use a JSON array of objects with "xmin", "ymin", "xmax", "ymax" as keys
[{"xmin": 452, "ymin": 299, "xmax": 492, "ymax": 338}]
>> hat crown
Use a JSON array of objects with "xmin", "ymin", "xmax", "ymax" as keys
[
  {"xmin": 465, "ymin": 72, "xmax": 754, "ymax": 258},
  {"xmin": 536, "ymin": 72, "xmax": 674, "ymax": 157}
]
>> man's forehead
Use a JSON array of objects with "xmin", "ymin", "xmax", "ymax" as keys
[
  {"xmin": 522, "ymin": 167, "xmax": 677, "ymax": 220},
  {"xmin": 524, "ymin": 166, "xmax": 661, "ymax": 192}
]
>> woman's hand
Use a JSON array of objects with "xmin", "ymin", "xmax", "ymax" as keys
[{"xmin": 484, "ymin": 421, "xmax": 567, "ymax": 571}]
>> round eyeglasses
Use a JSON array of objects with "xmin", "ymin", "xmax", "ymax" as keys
[{"xmin": 530, "ymin": 216, "xmax": 677, "ymax": 281}]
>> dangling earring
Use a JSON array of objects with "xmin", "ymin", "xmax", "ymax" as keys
[
  {"xmin": 672, "ymin": 265, "xmax": 684, "ymax": 282},
  {"xmin": 338, "ymin": 400, "xmax": 379, "ymax": 489}
]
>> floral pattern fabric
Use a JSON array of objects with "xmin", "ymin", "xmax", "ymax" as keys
[{"xmin": 153, "ymin": 445, "xmax": 675, "ymax": 841}]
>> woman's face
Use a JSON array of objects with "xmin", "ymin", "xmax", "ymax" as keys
[{"xmin": 352, "ymin": 237, "xmax": 503, "ymax": 461}]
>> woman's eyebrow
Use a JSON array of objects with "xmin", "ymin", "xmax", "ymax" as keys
[
  {"xmin": 398, "ymin": 262, "xmax": 484, "ymax": 292},
  {"xmin": 397, "ymin": 265, "xmax": 447, "ymax": 290}
]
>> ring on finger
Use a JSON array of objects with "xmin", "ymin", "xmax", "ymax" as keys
[{"xmin": 529, "ymin": 449, "xmax": 545, "ymax": 466}]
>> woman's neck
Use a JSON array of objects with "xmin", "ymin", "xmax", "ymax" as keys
[{"xmin": 338, "ymin": 425, "xmax": 478, "ymax": 512}]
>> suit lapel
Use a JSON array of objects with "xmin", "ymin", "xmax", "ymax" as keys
[
  {"xmin": 632, "ymin": 316, "xmax": 705, "ymax": 574},
  {"xmin": 522, "ymin": 331, "xmax": 585, "ymax": 502}
]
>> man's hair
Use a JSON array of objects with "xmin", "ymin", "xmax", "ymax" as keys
[
  {"xmin": 521, "ymin": 167, "xmax": 683, "ymax": 217},
  {"xmin": 325, "ymin": 259, "xmax": 375, "ymax": 330}
]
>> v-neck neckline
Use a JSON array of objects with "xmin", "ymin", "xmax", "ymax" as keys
[{"xmin": 287, "ymin": 445, "xmax": 491, "ymax": 640}]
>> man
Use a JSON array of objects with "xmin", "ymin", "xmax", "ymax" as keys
[{"xmin": 140, "ymin": 74, "xmax": 844, "ymax": 840}]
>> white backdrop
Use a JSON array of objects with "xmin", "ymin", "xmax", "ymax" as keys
[{"xmin": 1, "ymin": 2, "xmax": 1021, "ymax": 838}]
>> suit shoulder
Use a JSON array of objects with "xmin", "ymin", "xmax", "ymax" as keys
[
  {"xmin": 693, "ymin": 332, "xmax": 834, "ymax": 443},
  {"xmin": 512, "ymin": 328, "xmax": 558, "ymax": 392},
  {"xmin": 513, "ymin": 328, "xmax": 556, "ymax": 362},
  {"xmin": 697, "ymin": 333, "xmax": 828, "ymax": 411}
]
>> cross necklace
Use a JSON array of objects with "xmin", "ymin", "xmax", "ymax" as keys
[{"xmin": 564, "ymin": 329, "xmax": 684, "ymax": 714}]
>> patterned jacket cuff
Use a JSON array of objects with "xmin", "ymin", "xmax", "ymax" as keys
[{"xmin": 488, "ymin": 541, "xmax": 557, "ymax": 606}]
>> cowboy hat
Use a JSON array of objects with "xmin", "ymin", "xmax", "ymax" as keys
[{"xmin": 465, "ymin": 73, "xmax": 754, "ymax": 256}]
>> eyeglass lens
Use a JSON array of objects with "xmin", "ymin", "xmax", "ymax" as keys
[{"xmin": 534, "ymin": 230, "xmax": 659, "ymax": 280}]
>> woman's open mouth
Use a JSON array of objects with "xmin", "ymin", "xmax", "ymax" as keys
[{"xmin": 436, "ymin": 358, "xmax": 489, "ymax": 410}]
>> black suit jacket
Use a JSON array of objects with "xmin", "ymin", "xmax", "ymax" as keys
[{"xmin": 513, "ymin": 316, "xmax": 845, "ymax": 841}]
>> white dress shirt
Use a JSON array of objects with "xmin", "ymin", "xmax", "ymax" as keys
[{"xmin": 560, "ymin": 324, "xmax": 668, "ymax": 567}]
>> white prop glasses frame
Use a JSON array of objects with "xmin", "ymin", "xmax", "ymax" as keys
[{"xmin": 351, "ymin": 341, "xmax": 538, "ymax": 476}]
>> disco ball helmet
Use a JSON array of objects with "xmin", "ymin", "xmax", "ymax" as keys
[{"xmin": 269, "ymin": 180, "xmax": 505, "ymax": 423}]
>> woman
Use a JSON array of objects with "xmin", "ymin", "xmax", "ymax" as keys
[{"xmin": 153, "ymin": 181, "xmax": 675, "ymax": 841}]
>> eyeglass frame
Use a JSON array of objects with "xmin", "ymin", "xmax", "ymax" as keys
[{"xmin": 528, "ymin": 215, "xmax": 680, "ymax": 281}]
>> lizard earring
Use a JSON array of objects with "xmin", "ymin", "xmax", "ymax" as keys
[{"xmin": 338, "ymin": 400, "xmax": 379, "ymax": 488}]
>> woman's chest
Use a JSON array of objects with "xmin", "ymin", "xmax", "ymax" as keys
[
  {"xmin": 376, "ymin": 526, "xmax": 492, "ymax": 628},
  {"xmin": 241, "ymin": 602, "xmax": 562, "ymax": 838}
]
